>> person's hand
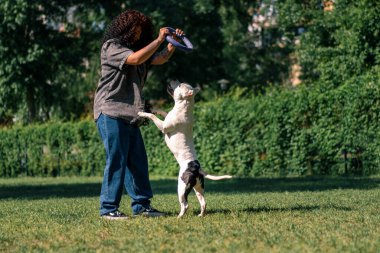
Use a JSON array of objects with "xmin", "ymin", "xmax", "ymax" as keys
[
  {"xmin": 157, "ymin": 27, "xmax": 170, "ymax": 43},
  {"xmin": 172, "ymin": 28, "xmax": 184, "ymax": 42}
]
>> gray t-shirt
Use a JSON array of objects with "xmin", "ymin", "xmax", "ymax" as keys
[{"xmin": 93, "ymin": 39, "xmax": 149, "ymax": 123}]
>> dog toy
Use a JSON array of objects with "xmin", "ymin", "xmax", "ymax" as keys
[{"xmin": 165, "ymin": 27, "xmax": 193, "ymax": 53}]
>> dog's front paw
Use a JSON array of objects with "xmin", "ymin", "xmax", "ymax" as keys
[{"xmin": 138, "ymin": 112, "xmax": 150, "ymax": 118}]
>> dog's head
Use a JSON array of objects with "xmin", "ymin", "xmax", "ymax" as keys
[{"xmin": 167, "ymin": 80, "xmax": 200, "ymax": 101}]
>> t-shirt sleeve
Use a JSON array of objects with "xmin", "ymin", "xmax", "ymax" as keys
[{"xmin": 104, "ymin": 42, "xmax": 134, "ymax": 70}]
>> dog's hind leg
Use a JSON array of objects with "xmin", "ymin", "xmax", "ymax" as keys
[
  {"xmin": 194, "ymin": 181, "xmax": 206, "ymax": 217},
  {"xmin": 177, "ymin": 180, "xmax": 190, "ymax": 218}
]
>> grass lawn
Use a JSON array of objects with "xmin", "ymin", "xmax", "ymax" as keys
[{"xmin": 0, "ymin": 176, "xmax": 379, "ymax": 253}]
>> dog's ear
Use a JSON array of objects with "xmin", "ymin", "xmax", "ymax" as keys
[{"xmin": 170, "ymin": 80, "xmax": 181, "ymax": 87}]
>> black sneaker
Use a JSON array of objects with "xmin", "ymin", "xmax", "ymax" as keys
[
  {"xmin": 134, "ymin": 206, "xmax": 166, "ymax": 217},
  {"xmin": 101, "ymin": 210, "xmax": 128, "ymax": 220}
]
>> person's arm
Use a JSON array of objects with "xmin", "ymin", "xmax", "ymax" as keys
[
  {"xmin": 151, "ymin": 28, "xmax": 184, "ymax": 65},
  {"xmin": 150, "ymin": 44, "xmax": 176, "ymax": 65},
  {"xmin": 125, "ymin": 28, "xmax": 169, "ymax": 65}
]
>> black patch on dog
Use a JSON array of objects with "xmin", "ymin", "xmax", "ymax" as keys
[{"xmin": 181, "ymin": 160, "xmax": 204, "ymax": 201}]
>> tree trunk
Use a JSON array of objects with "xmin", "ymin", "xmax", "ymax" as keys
[{"xmin": 26, "ymin": 85, "xmax": 36, "ymax": 123}]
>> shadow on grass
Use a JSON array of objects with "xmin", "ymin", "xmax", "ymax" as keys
[
  {"xmin": 204, "ymin": 204, "xmax": 353, "ymax": 216},
  {"xmin": 0, "ymin": 177, "xmax": 378, "ymax": 200},
  {"xmin": 0, "ymin": 182, "xmax": 101, "ymax": 200},
  {"xmin": 151, "ymin": 177, "xmax": 380, "ymax": 194},
  {"xmin": 173, "ymin": 204, "xmax": 354, "ymax": 217}
]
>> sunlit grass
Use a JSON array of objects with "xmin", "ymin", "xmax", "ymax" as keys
[{"xmin": 0, "ymin": 176, "xmax": 379, "ymax": 252}]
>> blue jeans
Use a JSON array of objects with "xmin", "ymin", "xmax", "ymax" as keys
[{"xmin": 96, "ymin": 113, "xmax": 153, "ymax": 215}]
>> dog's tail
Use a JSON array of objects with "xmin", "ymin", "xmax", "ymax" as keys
[
  {"xmin": 201, "ymin": 169, "xmax": 233, "ymax": 180},
  {"xmin": 205, "ymin": 174, "xmax": 233, "ymax": 180},
  {"xmin": 199, "ymin": 169, "xmax": 232, "ymax": 180}
]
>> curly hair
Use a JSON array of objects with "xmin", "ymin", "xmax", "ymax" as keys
[{"xmin": 102, "ymin": 10, "xmax": 154, "ymax": 50}]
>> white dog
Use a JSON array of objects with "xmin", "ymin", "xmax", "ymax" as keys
[{"xmin": 138, "ymin": 80, "xmax": 232, "ymax": 217}]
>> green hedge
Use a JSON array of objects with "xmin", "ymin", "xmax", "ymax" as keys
[
  {"xmin": 0, "ymin": 121, "xmax": 104, "ymax": 177},
  {"xmin": 1, "ymin": 72, "xmax": 379, "ymax": 177}
]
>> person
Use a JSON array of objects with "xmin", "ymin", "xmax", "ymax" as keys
[{"xmin": 93, "ymin": 9, "xmax": 184, "ymax": 219}]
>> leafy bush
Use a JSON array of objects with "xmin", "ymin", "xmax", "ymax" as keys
[
  {"xmin": 0, "ymin": 121, "xmax": 105, "ymax": 177},
  {"xmin": 1, "ymin": 70, "xmax": 379, "ymax": 177},
  {"xmin": 279, "ymin": 0, "xmax": 380, "ymax": 86}
]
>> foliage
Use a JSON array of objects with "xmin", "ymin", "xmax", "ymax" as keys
[
  {"xmin": 0, "ymin": 0, "xmax": 295, "ymax": 124},
  {"xmin": 1, "ymin": 0, "xmax": 380, "ymax": 124},
  {"xmin": 0, "ymin": 120, "xmax": 104, "ymax": 177},
  {"xmin": 0, "ymin": 176, "xmax": 379, "ymax": 252},
  {"xmin": 0, "ymin": 0, "xmax": 105, "ymax": 123},
  {"xmin": 1, "ymin": 1, "xmax": 379, "ymax": 177},
  {"xmin": 1, "ymin": 70, "xmax": 379, "ymax": 177},
  {"xmin": 278, "ymin": 0, "xmax": 380, "ymax": 86}
]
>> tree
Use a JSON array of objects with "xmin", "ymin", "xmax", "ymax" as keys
[
  {"xmin": 278, "ymin": 0, "xmax": 380, "ymax": 86},
  {"xmin": 219, "ymin": 0, "xmax": 292, "ymax": 90},
  {"xmin": 0, "ymin": 1, "xmax": 102, "ymax": 123},
  {"xmin": 3, "ymin": 0, "xmax": 332, "ymax": 124}
]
